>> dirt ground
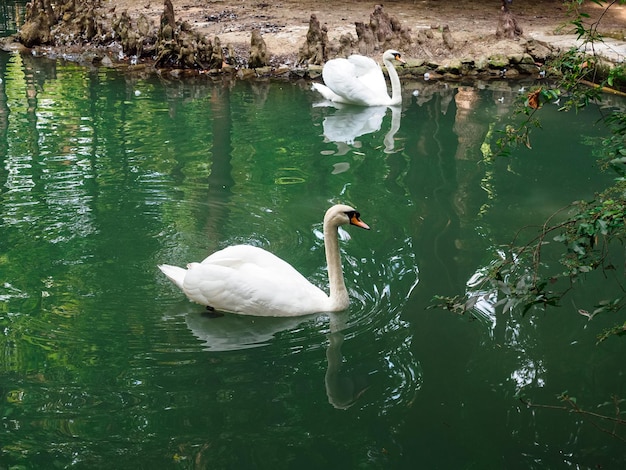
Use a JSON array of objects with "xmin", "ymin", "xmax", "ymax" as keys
[{"xmin": 106, "ymin": 0, "xmax": 626, "ymax": 64}]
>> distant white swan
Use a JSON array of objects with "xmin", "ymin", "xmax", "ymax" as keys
[
  {"xmin": 312, "ymin": 49, "xmax": 405, "ymax": 106},
  {"xmin": 159, "ymin": 204, "xmax": 370, "ymax": 317}
]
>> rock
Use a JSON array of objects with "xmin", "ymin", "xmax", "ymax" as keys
[
  {"xmin": 253, "ymin": 66, "xmax": 271, "ymax": 76},
  {"xmin": 271, "ymin": 65, "xmax": 290, "ymax": 77},
  {"xmin": 405, "ymin": 58, "xmax": 426, "ymax": 68},
  {"xmin": 516, "ymin": 62, "xmax": 539, "ymax": 74},
  {"xmin": 100, "ymin": 54, "xmax": 114, "ymax": 67},
  {"xmin": 237, "ymin": 68, "xmax": 256, "ymax": 80},
  {"xmin": 508, "ymin": 53, "xmax": 536, "ymax": 72},
  {"xmin": 508, "ymin": 53, "xmax": 524, "ymax": 64},
  {"xmin": 474, "ymin": 56, "xmax": 490, "ymax": 71},
  {"xmin": 525, "ymin": 39, "xmax": 553, "ymax": 62},
  {"xmin": 307, "ymin": 64, "xmax": 323, "ymax": 78},
  {"xmin": 488, "ymin": 53, "xmax": 509, "ymax": 68},
  {"xmin": 436, "ymin": 59, "xmax": 464, "ymax": 74}
]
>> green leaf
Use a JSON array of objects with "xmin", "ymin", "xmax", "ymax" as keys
[{"xmin": 596, "ymin": 219, "xmax": 608, "ymax": 235}]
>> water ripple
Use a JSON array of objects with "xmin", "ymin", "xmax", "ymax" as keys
[{"xmin": 157, "ymin": 222, "xmax": 421, "ymax": 414}]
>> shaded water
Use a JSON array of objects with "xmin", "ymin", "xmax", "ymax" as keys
[
  {"xmin": 0, "ymin": 51, "xmax": 625, "ymax": 468},
  {"xmin": 0, "ymin": 1, "xmax": 27, "ymax": 37}
]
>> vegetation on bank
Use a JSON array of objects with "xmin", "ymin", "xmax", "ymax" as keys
[
  {"xmin": 434, "ymin": 0, "xmax": 626, "ymax": 337},
  {"xmin": 430, "ymin": 0, "xmax": 626, "ymax": 441}
]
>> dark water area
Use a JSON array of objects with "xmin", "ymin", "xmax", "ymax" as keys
[
  {"xmin": 0, "ymin": 1, "xmax": 27, "ymax": 37},
  {"xmin": 0, "ymin": 50, "xmax": 625, "ymax": 468}
]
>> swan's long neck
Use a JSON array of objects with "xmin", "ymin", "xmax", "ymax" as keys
[
  {"xmin": 384, "ymin": 58, "xmax": 402, "ymax": 105},
  {"xmin": 324, "ymin": 222, "xmax": 349, "ymax": 310}
]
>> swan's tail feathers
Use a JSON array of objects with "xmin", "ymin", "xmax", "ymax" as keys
[
  {"xmin": 158, "ymin": 264, "xmax": 187, "ymax": 290},
  {"xmin": 311, "ymin": 82, "xmax": 324, "ymax": 93},
  {"xmin": 312, "ymin": 83, "xmax": 339, "ymax": 102}
]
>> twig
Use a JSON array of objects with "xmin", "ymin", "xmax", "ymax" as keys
[
  {"xmin": 580, "ymin": 79, "xmax": 626, "ymax": 98},
  {"xmin": 520, "ymin": 395, "xmax": 626, "ymax": 443}
]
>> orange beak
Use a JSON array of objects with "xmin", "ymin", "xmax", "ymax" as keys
[{"xmin": 350, "ymin": 214, "xmax": 370, "ymax": 230}]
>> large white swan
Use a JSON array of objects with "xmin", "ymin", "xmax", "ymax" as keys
[
  {"xmin": 311, "ymin": 49, "xmax": 405, "ymax": 106},
  {"xmin": 159, "ymin": 204, "xmax": 370, "ymax": 317}
]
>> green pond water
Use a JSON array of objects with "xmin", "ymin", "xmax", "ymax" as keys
[
  {"xmin": 0, "ymin": 50, "xmax": 625, "ymax": 469},
  {"xmin": 0, "ymin": 1, "xmax": 26, "ymax": 37}
]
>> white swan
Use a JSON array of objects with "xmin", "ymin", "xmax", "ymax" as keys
[
  {"xmin": 159, "ymin": 204, "xmax": 370, "ymax": 317},
  {"xmin": 311, "ymin": 49, "xmax": 405, "ymax": 106}
]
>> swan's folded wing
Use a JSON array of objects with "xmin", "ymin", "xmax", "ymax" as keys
[
  {"xmin": 322, "ymin": 59, "xmax": 382, "ymax": 106},
  {"xmin": 346, "ymin": 55, "xmax": 379, "ymax": 74},
  {"xmin": 201, "ymin": 245, "xmax": 299, "ymax": 275},
  {"xmin": 183, "ymin": 261, "xmax": 328, "ymax": 316},
  {"xmin": 183, "ymin": 262, "xmax": 263, "ymax": 313},
  {"xmin": 347, "ymin": 55, "xmax": 388, "ymax": 97}
]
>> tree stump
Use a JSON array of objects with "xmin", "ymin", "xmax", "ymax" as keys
[
  {"xmin": 496, "ymin": 0, "xmax": 523, "ymax": 39},
  {"xmin": 249, "ymin": 29, "xmax": 268, "ymax": 68},
  {"xmin": 298, "ymin": 14, "xmax": 328, "ymax": 65}
]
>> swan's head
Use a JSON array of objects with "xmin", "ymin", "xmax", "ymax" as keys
[
  {"xmin": 383, "ymin": 49, "xmax": 406, "ymax": 65},
  {"xmin": 325, "ymin": 204, "xmax": 370, "ymax": 230}
]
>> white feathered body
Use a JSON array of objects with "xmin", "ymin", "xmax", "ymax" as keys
[
  {"xmin": 311, "ymin": 50, "xmax": 404, "ymax": 106},
  {"xmin": 159, "ymin": 204, "xmax": 370, "ymax": 317},
  {"xmin": 160, "ymin": 245, "xmax": 332, "ymax": 316}
]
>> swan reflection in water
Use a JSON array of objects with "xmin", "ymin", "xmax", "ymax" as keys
[
  {"xmin": 324, "ymin": 312, "xmax": 370, "ymax": 409},
  {"xmin": 315, "ymin": 102, "xmax": 402, "ymax": 157},
  {"xmin": 183, "ymin": 310, "xmax": 367, "ymax": 409},
  {"xmin": 184, "ymin": 309, "xmax": 315, "ymax": 351},
  {"xmin": 183, "ymin": 308, "xmax": 419, "ymax": 411}
]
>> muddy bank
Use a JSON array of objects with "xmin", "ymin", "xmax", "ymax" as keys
[{"xmin": 1, "ymin": 0, "xmax": 624, "ymax": 83}]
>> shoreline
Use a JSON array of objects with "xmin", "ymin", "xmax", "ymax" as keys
[{"xmin": 1, "ymin": 1, "xmax": 625, "ymax": 85}]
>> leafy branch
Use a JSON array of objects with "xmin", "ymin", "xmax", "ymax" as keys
[
  {"xmin": 431, "ymin": 0, "xmax": 626, "ymax": 342},
  {"xmin": 520, "ymin": 392, "xmax": 626, "ymax": 443}
]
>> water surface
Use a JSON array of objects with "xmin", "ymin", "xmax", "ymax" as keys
[{"xmin": 1, "ymin": 51, "xmax": 625, "ymax": 469}]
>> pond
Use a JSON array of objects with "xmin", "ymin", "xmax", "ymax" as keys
[
  {"xmin": 0, "ymin": 1, "xmax": 27, "ymax": 37},
  {"xmin": 1, "ymin": 51, "xmax": 625, "ymax": 469}
]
